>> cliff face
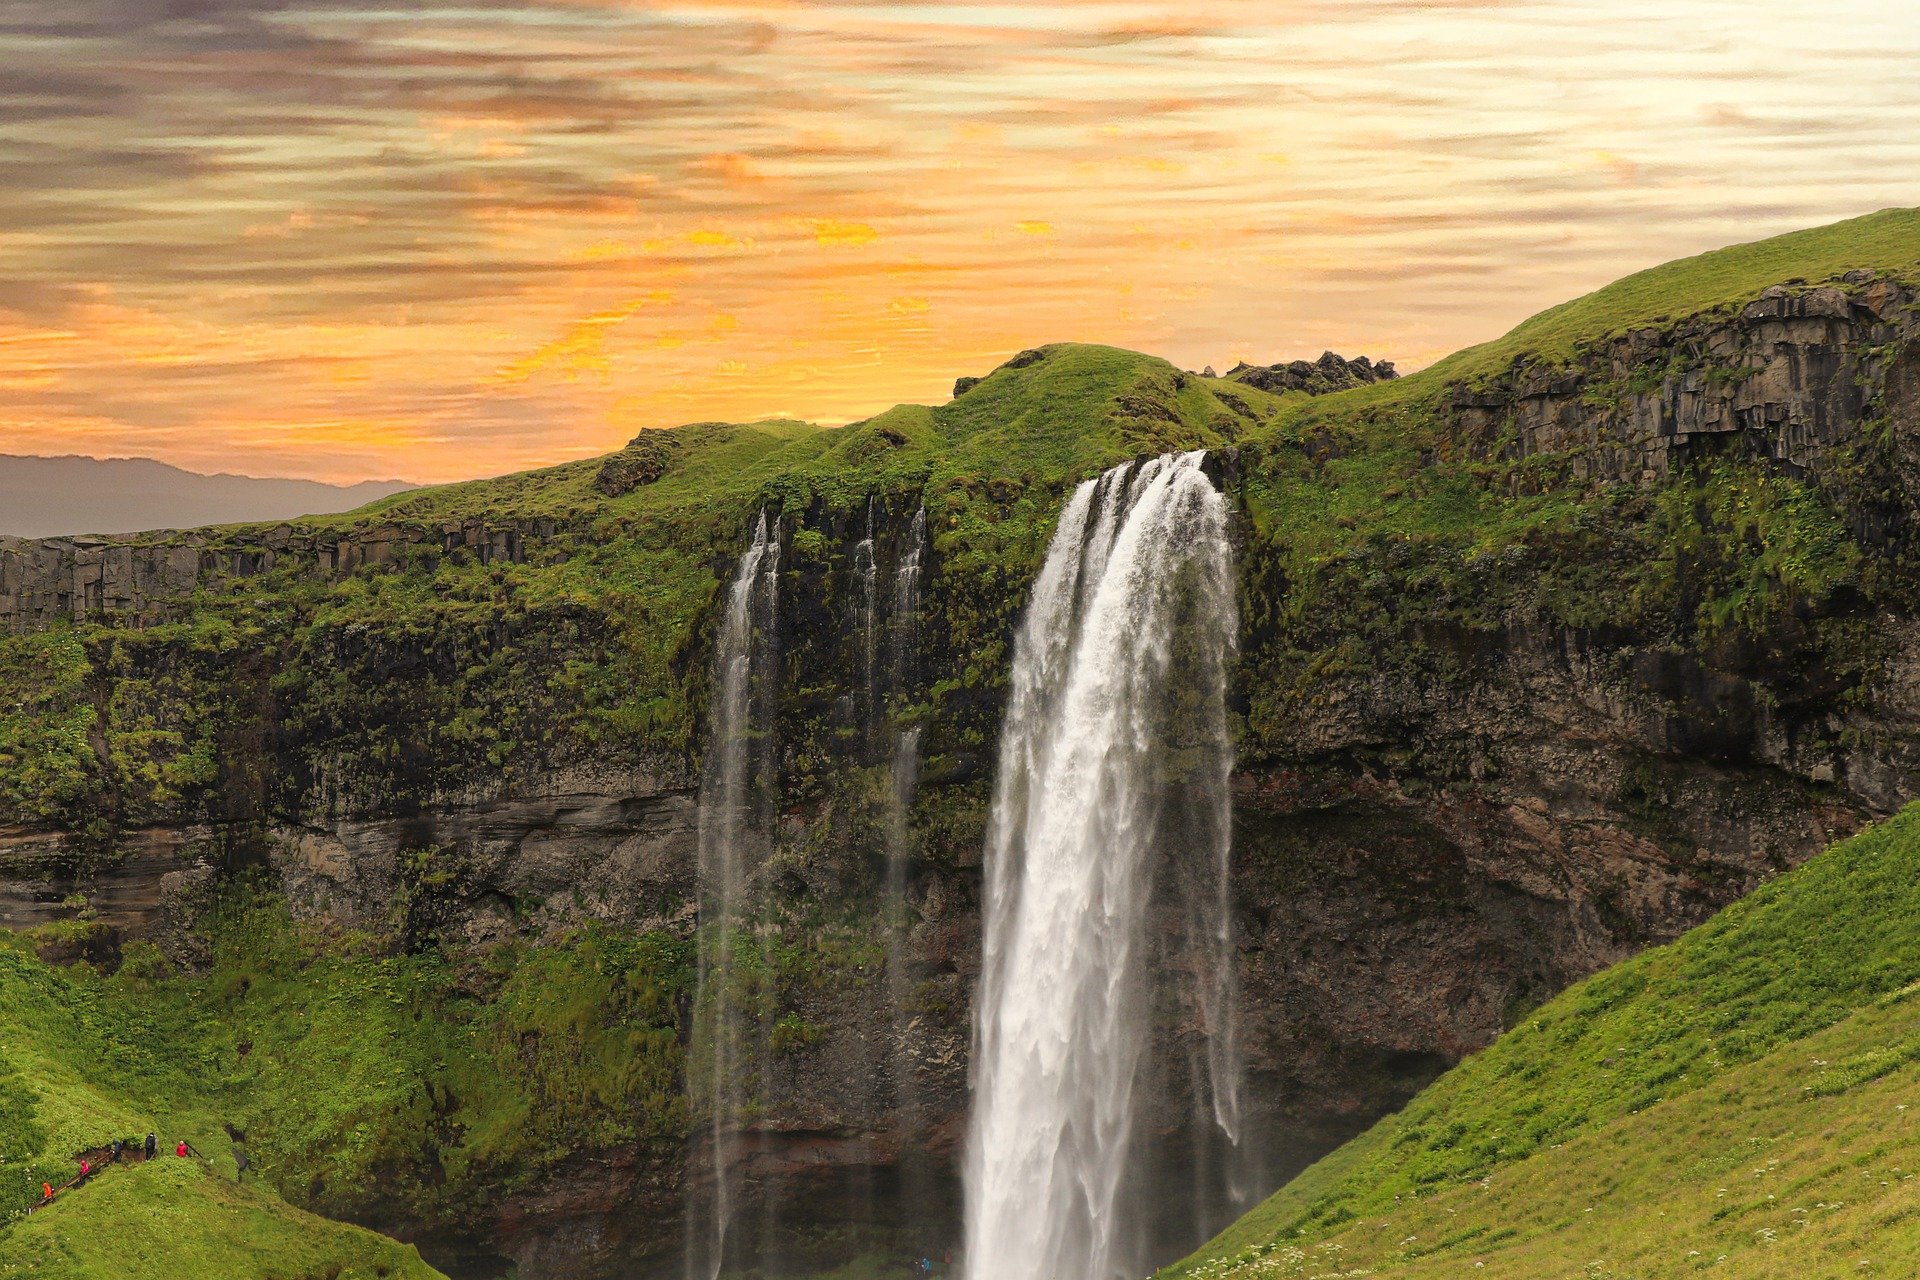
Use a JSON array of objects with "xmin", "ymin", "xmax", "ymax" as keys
[
  {"xmin": 0, "ymin": 518, "xmax": 557, "ymax": 633},
  {"xmin": 3, "ymin": 235, "xmax": 1920, "ymax": 1276},
  {"xmin": 1452, "ymin": 275, "xmax": 1915, "ymax": 487}
]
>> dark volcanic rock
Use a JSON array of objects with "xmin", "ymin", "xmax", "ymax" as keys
[
  {"xmin": 1445, "ymin": 275, "xmax": 1920, "ymax": 486},
  {"xmin": 594, "ymin": 435, "xmax": 674, "ymax": 497},
  {"xmin": 1229, "ymin": 350, "xmax": 1398, "ymax": 395}
]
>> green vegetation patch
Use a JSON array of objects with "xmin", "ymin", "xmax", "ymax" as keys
[{"xmin": 0, "ymin": 892, "xmax": 693, "ymax": 1249}]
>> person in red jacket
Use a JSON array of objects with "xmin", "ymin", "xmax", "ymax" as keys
[
  {"xmin": 176, "ymin": 1141, "xmax": 187, "ymax": 1158},
  {"xmin": 41, "ymin": 1182, "xmax": 51, "ymax": 1201}
]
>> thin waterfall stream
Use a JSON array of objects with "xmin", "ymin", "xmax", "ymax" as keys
[
  {"xmin": 964, "ymin": 451, "xmax": 1243, "ymax": 1280},
  {"xmin": 884, "ymin": 506, "xmax": 929, "ymax": 1141},
  {"xmin": 688, "ymin": 511, "xmax": 782, "ymax": 1280}
]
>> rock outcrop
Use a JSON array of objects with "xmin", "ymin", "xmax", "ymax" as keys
[
  {"xmin": 593, "ymin": 434, "xmax": 676, "ymax": 498},
  {"xmin": 1228, "ymin": 350, "xmax": 1398, "ymax": 395},
  {"xmin": 1449, "ymin": 276, "xmax": 1917, "ymax": 486}
]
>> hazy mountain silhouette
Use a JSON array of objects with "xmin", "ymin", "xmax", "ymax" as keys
[{"xmin": 0, "ymin": 454, "xmax": 415, "ymax": 538}]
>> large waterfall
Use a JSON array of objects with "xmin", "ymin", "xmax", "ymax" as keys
[
  {"xmin": 688, "ymin": 511, "xmax": 782, "ymax": 1280},
  {"xmin": 964, "ymin": 452, "xmax": 1243, "ymax": 1280}
]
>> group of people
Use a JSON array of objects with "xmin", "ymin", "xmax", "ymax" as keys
[{"xmin": 33, "ymin": 1132, "xmax": 193, "ymax": 1209}]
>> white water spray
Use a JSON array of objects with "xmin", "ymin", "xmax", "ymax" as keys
[{"xmin": 964, "ymin": 452, "xmax": 1241, "ymax": 1280}]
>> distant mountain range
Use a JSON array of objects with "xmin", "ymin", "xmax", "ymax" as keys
[{"xmin": 0, "ymin": 454, "xmax": 415, "ymax": 538}]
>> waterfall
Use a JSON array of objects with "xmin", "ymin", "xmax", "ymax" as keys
[
  {"xmin": 963, "ymin": 452, "xmax": 1242, "ymax": 1280},
  {"xmin": 688, "ymin": 511, "xmax": 782, "ymax": 1280},
  {"xmin": 885, "ymin": 505, "xmax": 928, "ymax": 897},
  {"xmin": 884, "ymin": 507, "xmax": 929, "ymax": 1132},
  {"xmin": 853, "ymin": 498, "xmax": 880, "ymax": 733}
]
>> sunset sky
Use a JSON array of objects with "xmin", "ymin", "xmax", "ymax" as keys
[{"xmin": 3, "ymin": 1, "xmax": 1918, "ymax": 484}]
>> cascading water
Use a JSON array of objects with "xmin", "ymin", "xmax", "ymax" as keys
[
  {"xmin": 853, "ymin": 498, "xmax": 881, "ymax": 732},
  {"xmin": 883, "ymin": 507, "xmax": 929, "ymax": 1131},
  {"xmin": 963, "ymin": 451, "xmax": 1242, "ymax": 1280},
  {"xmin": 884, "ymin": 505, "xmax": 928, "ymax": 901},
  {"xmin": 688, "ymin": 511, "xmax": 782, "ymax": 1280}
]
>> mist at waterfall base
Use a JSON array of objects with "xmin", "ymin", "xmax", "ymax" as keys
[{"xmin": 679, "ymin": 456, "xmax": 1256, "ymax": 1279}]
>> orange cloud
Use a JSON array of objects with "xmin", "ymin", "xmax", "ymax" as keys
[
  {"xmin": 497, "ymin": 290, "xmax": 676, "ymax": 383},
  {"xmin": 809, "ymin": 218, "xmax": 880, "ymax": 247}
]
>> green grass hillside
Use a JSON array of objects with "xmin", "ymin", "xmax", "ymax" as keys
[
  {"xmin": 1, "ymin": 1159, "xmax": 443, "ymax": 1280},
  {"xmin": 0, "ymin": 931, "xmax": 444, "ymax": 1279},
  {"xmin": 0, "ymin": 892, "xmax": 698, "ymax": 1251},
  {"xmin": 1164, "ymin": 804, "xmax": 1920, "ymax": 1279}
]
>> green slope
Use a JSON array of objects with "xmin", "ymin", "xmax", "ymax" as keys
[
  {"xmin": 0, "ymin": 934, "xmax": 444, "ymax": 1278},
  {"xmin": 0, "ymin": 895, "xmax": 694, "ymax": 1252},
  {"xmin": 1164, "ymin": 804, "xmax": 1920, "ymax": 1278},
  {"xmin": 3, "ymin": 1159, "xmax": 442, "ymax": 1280}
]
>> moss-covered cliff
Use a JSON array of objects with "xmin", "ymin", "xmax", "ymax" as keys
[{"xmin": 2, "ymin": 208, "xmax": 1918, "ymax": 1277}]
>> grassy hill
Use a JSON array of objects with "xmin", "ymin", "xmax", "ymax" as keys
[
  {"xmin": 1, "ymin": 1159, "xmax": 444, "ymax": 1280},
  {"xmin": 1162, "ymin": 804, "xmax": 1920, "ymax": 1279},
  {"xmin": 0, "ymin": 892, "xmax": 694, "ymax": 1265},
  {"xmin": 0, "ymin": 929, "xmax": 445, "ymax": 1279}
]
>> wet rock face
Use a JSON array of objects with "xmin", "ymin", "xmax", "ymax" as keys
[{"xmin": 271, "ymin": 771, "xmax": 700, "ymax": 946}]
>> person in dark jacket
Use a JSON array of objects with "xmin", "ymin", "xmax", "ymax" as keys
[{"xmin": 144, "ymin": 1133, "xmax": 157, "ymax": 1160}]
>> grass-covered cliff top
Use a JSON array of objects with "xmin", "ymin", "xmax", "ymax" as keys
[
  {"xmin": 102, "ymin": 205, "xmax": 1920, "ymax": 544},
  {"xmin": 1446, "ymin": 205, "xmax": 1920, "ymax": 377},
  {"xmin": 1163, "ymin": 803, "xmax": 1920, "ymax": 1278}
]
